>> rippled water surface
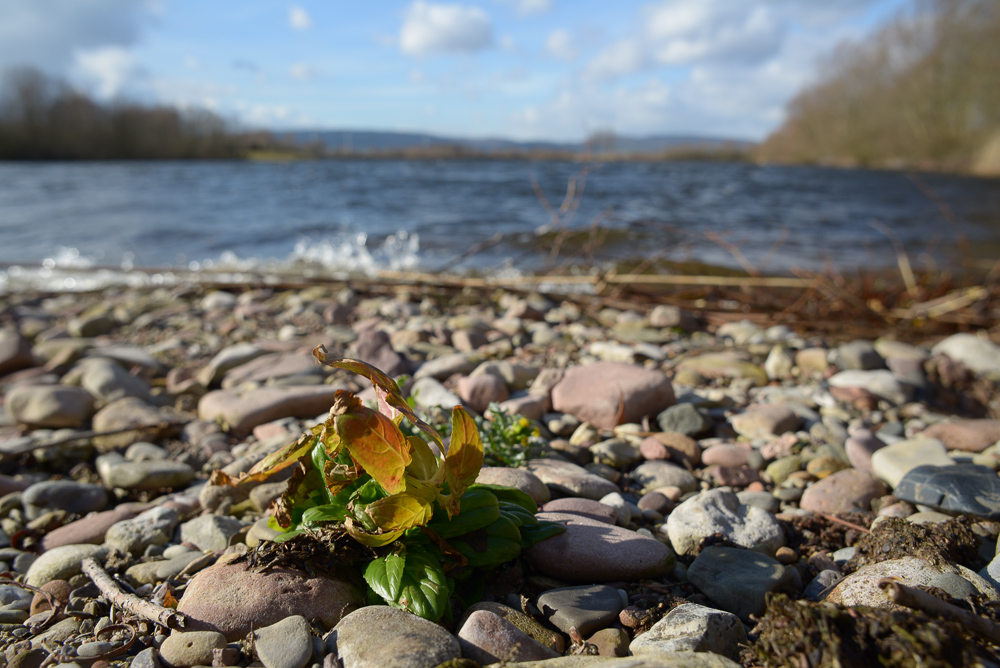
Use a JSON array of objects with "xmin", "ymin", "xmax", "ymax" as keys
[{"xmin": 1, "ymin": 159, "xmax": 998, "ymax": 283}]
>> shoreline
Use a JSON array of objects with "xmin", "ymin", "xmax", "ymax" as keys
[{"xmin": 0, "ymin": 279, "xmax": 999, "ymax": 666}]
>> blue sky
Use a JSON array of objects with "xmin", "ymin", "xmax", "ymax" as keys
[{"xmin": 1, "ymin": 0, "xmax": 910, "ymax": 141}]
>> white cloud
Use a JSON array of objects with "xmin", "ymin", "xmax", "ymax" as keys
[
  {"xmin": 400, "ymin": 1, "xmax": 493, "ymax": 56},
  {"xmin": 72, "ymin": 46, "xmax": 135, "ymax": 98},
  {"xmin": 184, "ymin": 56, "xmax": 200, "ymax": 69},
  {"xmin": 644, "ymin": 2, "xmax": 783, "ymax": 65},
  {"xmin": 0, "ymin": 0, "xmax": 154, "ymax": 73},
  {"xmin": 500, "ymin": 33, "xmax": 517, "ymax": 51},
  {"xmin": 289, "ymin": 6, "xmax": 312, "ymax": 30},
  {"xmin": 546, "ymin": 29, "xmax": 575, "ymax": 61},
  {"xmin": 289, "ymin": 62, "xmax": 316, "ymax": 81},
  {"xmin": 584, "ymin": 39, "xmax": 648, "ymax": 80}
]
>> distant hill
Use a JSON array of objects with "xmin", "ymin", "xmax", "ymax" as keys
[{"xmin": 282, "ymin": 129, "xmax": 753, "ymax": 155}]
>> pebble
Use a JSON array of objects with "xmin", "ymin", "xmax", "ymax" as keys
[
  {"xmin": 844, "ymin": 428, "xmax": 887, "ymax": 474},
  {"xmin": 676, "ymin": 351, "xmax": 768, "ymax": 385},
  {"xmin": 525, "ymin": 459, "xmax": 620, "ymax": 500},
  {"xmin": 550, "ymin": 361, "xmax": 676, "ymax": 430},
  {"xmin": 870, "ymin": 437, "xmax": 954, "ymax": 487},
  {"xmin": 656, "ymin": 403, "xmax": 711, "ymax": 437},
  {"xmin": 932, "ymin": 333, "xmax": 1000, "ymax": 377},
  {"xmin": 826, "ymin": 556, "xmax": 999, "ymax": 607},
  {"xmin": 104, "ymin": 506, "xmax": 180, "ymax": 555},
  {"xmin": 78, "ymin": 357, "xmax": 153, "ymax": 405},
  {"xmin": 666, "ymin": 488, "xmax": 785, "ymax": 556},
  {"xmin": 827, "ymin": 369, "xmax": 911, "ymax": 405},
  {"xmin": 177, "ymin": 562, "xmax": 361, "ymax": 640},
  {"xmin": 159, "ymin": 630, "xmax": 226, "ymax": 668},
  {"xmin": 893, "ymin": 464, "xmax": 1000, "ymax": 520},
  {"xmin": 536, "ymin": 584, "xmax": 624, "ymax": 635},
  {"xmin": 458, "ymin": 602, "xmax": 564, "ymax": 653},
  {"xmin": 687, "ymin": 546, "xmax": 798, "ymax": 621},
  {"xmin": 457, "ymin": 373, "xmax": 509, "ymax": 413},
  {"xmin": 252, "ymin": 615, "xmax": 314, "ymax": 668},
  {"xmin": 630, "ymin": 460, "xmax": 698, "ymax": 495},
  {"xmin": 540, "ymin": 498, "xmax": 618, "ymax": 524},
  {"xmin": 328, "ymin": 605, "xmax": 461, "ymax": 668},
  {"xmin": 475, "ymin": 466, "xmax": 550, "ymax": 505},
  {"xmin": 409, "ymin": 376, "xmax": 462, "ymax": 408},
  {"xmin": 97, "ymin": 457, "xmax": 195, "ymax": 491},
  {"xmin": 799, "ymin": 468, "xmax": 886, "ymax": 514},
  {"xmin": 458, "ymin": 610, "xmax": 560, "ymax": 664},
  {"xmin": 24, "ymin": 544, "xmax": 107, "ymax": 587},
  {"xmin": 179, "ymin": 514, "xmax": 247, "ymax": 552},
  {"xmin": 729, "ymin": 403, "xmax": 800, "ymax": 439},
  {"xmin": 198, "ymin": 385, "xmax": 349, "ymax": 434},
  {"xmin": 921, "ymin": 419, "xmax": 1000, "ymax": 453},
  {"xmin": 629, "ymin": 602, "xmax": 747, "ymax": 661},
  {"xmin": 21, "ymin": 480, "xmax": 107, "ymax": 520},
  {"xmin": 527, "ymin": 512, "xmax": 675, "ymax": 581},
  {"xmin": 5, "ymin": 385, "xmax": 95, "ymax": 428}
]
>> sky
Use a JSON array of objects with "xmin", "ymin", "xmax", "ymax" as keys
[{"xmin": 0, "ymin": 0, "xmax": 912, "ymax": 142}]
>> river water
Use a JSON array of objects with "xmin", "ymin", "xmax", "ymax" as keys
[{"xmin": 0, "ymin": 159, "xmax": 997, "ymax": 291}]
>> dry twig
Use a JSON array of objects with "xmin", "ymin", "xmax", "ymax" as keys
[
  {"xmin": 879, "ymin": 578, "xmax": 1000, "ymax": 644},
  {"xmin": 81, "ymin": 557, "xmax": 188, "ymax": 630}
]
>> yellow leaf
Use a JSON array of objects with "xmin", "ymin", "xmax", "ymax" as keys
[
  {"xmin": 365, "ymin": 493, "xmax": 434, "ymax": 531},
  {"xmin": 445, "ymin": 406, "xmax": 484, "ymax": 501},
  {"xmin": 344, "ymin": 518, "xmax": 405, "ymax": 547}
]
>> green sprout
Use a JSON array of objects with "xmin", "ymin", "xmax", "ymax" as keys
[
  {"xmin": 213, "ymin": 348, "xmax": 563, "ymax": 622},
  {"xmin": 478, "ymin": 402, "xmax": 544, "ymax": 468}
]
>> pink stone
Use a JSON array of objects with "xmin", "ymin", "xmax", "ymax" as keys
[
  {"xmin": 550, "ymin": 362, "xmax": 675, "ymax": 431},
  {"xmin": 799, "ymin": 469, "xmax": 886, "ymax": 515},
  {"xmin": 525, "ymin": 512, "xmax": 675, "ymax": 581},
  {"xmin": 845, "ymin": 428, "xmax": 887, "ymax": 474},
  {"xmin": 921, "ymin": 419, "xmax": 1000, "ymax": 453},
  {"xmin": 458, "ymin": 610, "xmax": 559, "ymax": 665},
  {"xmin": 177, "ymin": 562, "xmax": 362, "ymax": 641},
  {"xmin": 497, "ymin": 394, "xmax": 549, "ymax": 421},
  {"xmin": 701, "ymin": 444, "xmax": 751, "ymax": 468},
  {"xmin": 40, "ymin": 503, "xmax": 148, "ymax": 551},
  {"xmin": 729, "ymin": 404, "xmax": 800, "ymax": 439},
  {"xmin": 540, "ymin": 498, "xmax": 617, "ymax": 524},
  {"xmin": 198, "ymin": 385, "xmax": 348, "ymax": 434},
  {"xmin": 221, "ymin": 352, "xmax": 320, "ymax": 389},
  {"xmin": 457, "ymin": 374, "xmax": 509, "ymax": 414}
]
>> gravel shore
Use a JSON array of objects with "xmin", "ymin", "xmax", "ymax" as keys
[{"xmin": 1, "ymin": 280, "xmax": 999, "ymax": 668}]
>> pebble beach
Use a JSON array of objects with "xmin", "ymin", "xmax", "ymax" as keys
[{"xmin": 1, "ymin": 278, "xmax": 1000, "ymax": 668}]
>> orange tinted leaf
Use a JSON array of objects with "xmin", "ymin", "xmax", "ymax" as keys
[
  {"xmin": 313, "ymin": 348, "xmax": 444, "ymax": 450},
  {"xmin": 213, "ymin": 432, "xmax": 315, "ymax": 489},
  {"xmin": 366, "ymin": 493, "xmax": 434, "ymax": 531},
  {"xmin": 445, "ymin": 406, "xmax": 484, "ymax": 501},
  {"xmin": 335, "ymin": 404, "xmax": 411, "ymax": 495}
]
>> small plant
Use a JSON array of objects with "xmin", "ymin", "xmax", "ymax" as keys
[
  {"xmin": 214, "ymin": 347, "xmax": 562, "ymax": 622},
  {"xmin": 477, "ymin": 403, "xmax": 544, "ymax": 468}
]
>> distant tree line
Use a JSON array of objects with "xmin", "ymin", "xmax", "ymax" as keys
[
  {"xmin": 757, "ymin": 0, "xmax": 1000, "ymax": 174},
  {"xmin": 0, "ymin": 67, "xmax": 245, "ymax": 160}
]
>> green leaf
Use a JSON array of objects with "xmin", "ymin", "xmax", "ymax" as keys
[
  {"xmin": 498, "ymin": 501, "xmax": 537, "ymax": 528},
  {"xmin": 364, "ymin": 552, "xmax": 406, "ymax": 602},
  {"xmin": 471, "ymin": 483, "xmax": 538, "ymax": 514},
  {"xmin": 519, "ymin": 519, "xmax": 567, "ymax": 548},
  {"xmin": 364, "ymin": 548, "xmax": 450, "ymax": 621},
  {"xmin": 405, "ymin": 435, "xmax": 440, "ymax": 482},
  {"xmin": 426, "ymin": 487, "xmax": 499, "ymax": 539},
  {"xmin": 450, "ymin": 515, "xmax": 523, "ymax": 568},
  {"xmin": 301, "ymin": 503, "xmax": 348, "ymax": 526}
]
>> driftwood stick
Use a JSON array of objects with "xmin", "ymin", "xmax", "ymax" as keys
[
  {"xmin": 820, "ymin": 513, "xmax": 871, "ymax": 535},
  {"xmin": 878, "ymin": 578, "xmax": 1000, "ymax": 643},
  {"xmin": 0, "ymin": 422, "xmax": 186, "ymax": 459},
  {"xmin": 81, "ymin": 557, "xmax": 187, "ymax": 630}
]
